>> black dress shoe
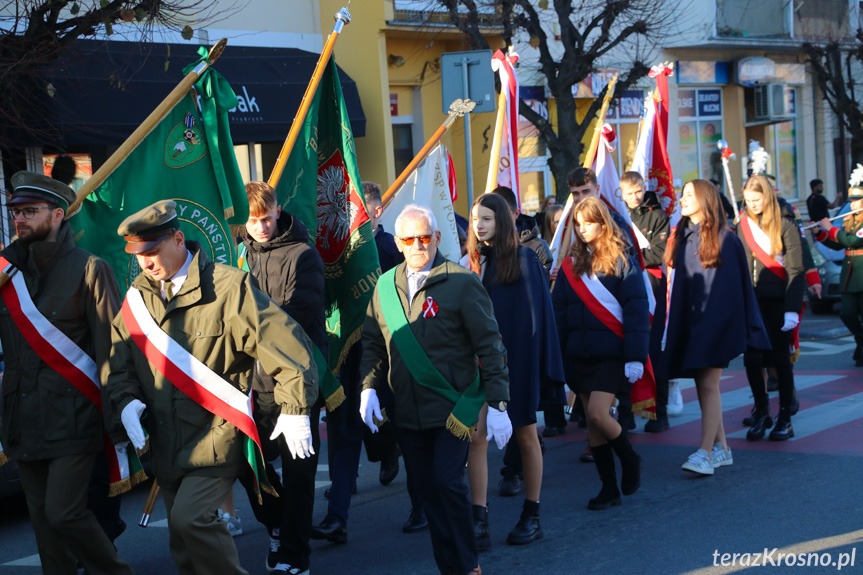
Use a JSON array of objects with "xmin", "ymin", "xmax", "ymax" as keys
[
  {"xmin": 498, "ymin": 473, "xmax": 523, "ymax": 497},
  {"xmin": 379, "ymin": 456, "xmax": 399, "ymax": 486},
  {"xmin": 644, "ymin": 413, "xmax": 669, "ymax": 433},
  {"xmin": 541, "ymin": 425, "xmax": 564, "ymax": 438},
  {"xmin": 310, "ymin": 516, "xmax": 347, "ymax": 543},
  {"xmin": 402, "ymin": 506, "xmax": 428, "ymax": 533}
]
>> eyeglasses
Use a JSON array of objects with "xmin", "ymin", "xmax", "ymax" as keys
[
  {"xmin": 10, "ymin": 207, "xmax": 53, "ymax": 220},
  {"xmin": 398, "ymin": 235, "xmax": 433, "ymax": 246}
]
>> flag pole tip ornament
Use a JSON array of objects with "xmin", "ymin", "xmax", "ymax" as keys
[
  {"xmin": 748, "ymin": 140, "xmax": 770, "ymax": 176},
  {"xmin": 117, "ymin": 200, "xmax": 180, "ymax": 255},
  {"xmin": 335, "ymin": 6, "xmax": 351, "ymax": 25},
  {"xmin": 849, "ymin": 164, "xmax": 863, "ymax": 192},
  {"xmin": 207, "ymin": 38, "xmax": 228, "ymax": 64},
  {"xmin": 449, "ymin": 99, "xmax": 477, "ymax": 117},
  {"xmin": 717, "ymin": 140, "xmax": 736, "ymax": 160}
]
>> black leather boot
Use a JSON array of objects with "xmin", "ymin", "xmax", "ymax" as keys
[
  {"xmin": 588, "ymin": 443, "xmax": 621, "ymax": 510},
  {"xmin": 608, "ymin": 432, "xmax": 641, "ymax": 496},
  {"xmin": 506, "ymin": 500, "xmax": 543, "ymax": 545},
  {"xmin": 746, "ymin": 403, "xmax": 773, "ymax": 441},
  {"xmin": 472, "ymin": 504, "xmax": 491, "ymax": 551},
  {"xmin": 769, "ymin": 408, "xmax": 794, "ymax": 441}
]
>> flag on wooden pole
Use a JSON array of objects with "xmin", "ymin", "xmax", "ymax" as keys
[{"xmin": 487, "ymin": 49, "xmax": 521, "ymax": 206}]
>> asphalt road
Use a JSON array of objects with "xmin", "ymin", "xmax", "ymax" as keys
[{"xmin": 1, "ymin": 305, "xmax": 861, "ymax": 575}]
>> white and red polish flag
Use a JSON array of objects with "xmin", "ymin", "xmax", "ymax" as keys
[
  {"xmin": 488, "ymin": 49, "xmax": 520, "ymax": 208},
  {"xmin": 631, "ymin": 64, "xmax": 677, "ymax": 226}
]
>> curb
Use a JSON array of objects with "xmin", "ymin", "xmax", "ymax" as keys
[{"xmin": 800, "ymin": 327, "xmax": 851, "ymax": 341}]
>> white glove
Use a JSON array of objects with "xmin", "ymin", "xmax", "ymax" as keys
[
  {"xmin": 485, "ymin": 407, "xmax": 512, "ymax": 450},
  {"xmin": 624, "ymin": 362, "xmax": 644, "ymax": 384},
  {"xmin": 270, "ymin": 414, "xmax": 314, "ymax": 459},
  {"xmin": 120, "ymin": 399, "xmax": 147, "ymax": 450},
  {"xmin": 359, "ymin": 388, "xmax": 383, "ymax": 433},
  {"xmin": 781, "ymin": 312, "xmax": 800, "ymax": 332}
]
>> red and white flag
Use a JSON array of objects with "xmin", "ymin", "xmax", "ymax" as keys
[
  {"xmin": 487, "ymin": 49, "xmax": 520, "ymax": 207},
  {"xmin": 631, "ymin": 64, "xmax": 677, "ymax": 226}
]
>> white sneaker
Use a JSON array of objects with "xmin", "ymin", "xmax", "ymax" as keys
[
  {"xmin": 681, "ymin": 449, "xmax": 714, "ymax": 475},
  {"xmin": 667, "ymin": 380, "xmax": 684, "ymax": 416},
  {"xmin": 711, "ymin": 444, "xmax": 733, "ymax": 468},
  {"xmin": 222, "ymin": 512, "xmax": 243, "ymax": 537}
]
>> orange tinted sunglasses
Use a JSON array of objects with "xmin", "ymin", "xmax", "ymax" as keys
[{"xmin": 399, "ymin": 235, "xmax": 433, "ymax": 246}]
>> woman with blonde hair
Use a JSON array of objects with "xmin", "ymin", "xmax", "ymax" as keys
[
  {"xmin": 663, "ymin": 180, "xmax": 769, "ymax": 475},
  {"xmin": 736, "ymin": 174, "xmax": 805, "ymax": 441},
  {"xmin": 552, "ymin": 197, "xmax": 649, "ymax": 509}
]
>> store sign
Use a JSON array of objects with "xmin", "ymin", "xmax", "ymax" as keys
[
  {"xmin": 678, "ymin": 89, "xmax": 696, "ymax": 118},
  {"xmin": 607, "ymin": 90, "xmax": 645, "ymax": 120},
  {"xmin": 572, "ymin": 69, "xmax": 619, "ymax": 98},
  {"xmin": 676, "ymin": 61, "xmax": 730, "ymax": 85},
  {"xmin": 737, "ymin": 57, "xmax": 776, "ymax": 87},
  {"xmin": 785, "ymin": 87, "xmax": 796, "ymax": 115},
  {"xmin": 697, "ymin": 90, "xmax": 722, "ymax": 117}
]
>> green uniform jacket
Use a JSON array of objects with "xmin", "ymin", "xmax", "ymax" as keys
[
  {"xmin": 360, "ymin": 252, "xmax": 509, "ymax": 431},
  {"xmin": 0, "ymin": 222, "xmax": 120, "ymax": 461},
  {"xmin": 815, "ymin": 220, "xmax": 863, "ymax": 293},
  {"xmin": 105, "ymin": 242, "xmax": 318, "ymax": 490}
]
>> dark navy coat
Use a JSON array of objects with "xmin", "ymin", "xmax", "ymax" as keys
[
  {"xmin": 374, "ymin": 225, "xmax": 404, "ymax": 273},
  {"xmin": 483, "ymin": 246, "xmax": 565, "ymax": 426},
  {"xmin": 662, "ymin": 222, "xmax": 769, "ymax": 379},
  {"xmin": 552, "ymin": 253, "xmax": 650, "ymax": 366}
]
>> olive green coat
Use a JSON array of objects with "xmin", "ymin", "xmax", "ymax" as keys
[
  {"xmin": 360, "ymin": 252, "xmax": 509, "ymax": 432},
  {"xmin": 816, "ymin": 219, "xmax": 863, "ymax": 293},
  {"xmin": 105, "ymin": 243, "xmax": 318, "ymax": 490},
  {"xmin": 0, "ymin": 222, "xmax": 120, "ymax": 462}
]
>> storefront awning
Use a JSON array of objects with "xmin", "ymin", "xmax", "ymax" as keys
[{"xmin": 40, "ymin": 40, "xmax": 365, "ymax": 146}]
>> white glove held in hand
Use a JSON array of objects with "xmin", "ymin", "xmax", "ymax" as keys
[
  {"xmin": 270, "ymin": 414, "xmax": 314, "ymax": 459},
  {"xmin": 624, "ymin": 362, "xmax": 644, "ymax": 384},
  {"xmin": 781, "ymin": 312, "xmax": 800, "ymax": 332},
  {"xmin": 485, "ymin": 407, "xmax": 512, "ymax": 450},
  {"xmin": 359, "ymin": 388, "xmax": 383, "ymax": 433},
  {"xmin": 121, "ymin": 399, "xmax": 147, "ymax": 450}
]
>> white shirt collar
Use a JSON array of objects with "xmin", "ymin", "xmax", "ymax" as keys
[{"xmin": 161, "ymin": 250, "xmax": 194, "ymax": 300}]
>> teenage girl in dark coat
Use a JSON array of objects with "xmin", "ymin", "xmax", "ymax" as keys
[
  {"xmin": 465, "ymin": 193, "xmax": 565, "ymax": 547},
  {"xmin": 736, "ymin": 174, "xmax": 805, "ymax": 441},
  {"xmin": 663, "ymin": 179, "xmax": 769, "ymax": 476},
  {"xmin": 552, "ymin": 197, "xmax": 649, "ymax": 510}
]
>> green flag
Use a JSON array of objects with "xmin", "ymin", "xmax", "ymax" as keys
[
  {"xmin": 276, "ymin": 57, "xmax": 380, "ymax": 379},
  {"xmin": 70, "ymin": 49, "xmax": 248, "ymax": 290}
]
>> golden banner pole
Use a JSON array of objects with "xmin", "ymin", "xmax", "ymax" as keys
[
  {"xmin": 553, "ymin": 75, "xmax": 619, "ymax": 276},
  {"xmin": 65, "ymin": 38, "xmax": 229, "ymax": 217},
  {"xmin": 484, "ymin": 90, "xmax": 507, "ymax": 195},
  {"xmin": 381, "ymin": 99, "xmax": 476, "ymax": 211},
  {"xmin": 267, "ymin": 7, "xmax": 352, "ymax": 189}
]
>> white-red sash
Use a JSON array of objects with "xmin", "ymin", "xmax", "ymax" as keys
[
  {"xmin": 120, "ymin": 288, "xmax": 263, "ymax": 451},
  {"xmin": 561, "ymin": 258, "xmax": 656, "ymax": 417},
  {"xmin": 740, "ymin": 215, "xmax": 787, "ymax": 281},
  {"xmin": 0, "ymin": 257, "xmax": 135, "ymax": 491},
  {"xmin": 633, "ymin": 226, "xmax": 651, "ymax": 251}
]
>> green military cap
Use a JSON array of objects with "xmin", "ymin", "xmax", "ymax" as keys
[
  {"xmin": 9, "ymin": 171, "xmax": 76, "ymax": 211},
  {"xmin": 117, "ymin": 200, "xmax": 180, "ymax": 254}
]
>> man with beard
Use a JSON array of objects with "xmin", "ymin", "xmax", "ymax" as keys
[{"xmin": 0, "ymin": 171, "xmax": 135, "ymax": 574}]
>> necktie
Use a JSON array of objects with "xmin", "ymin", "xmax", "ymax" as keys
[
  {"xmin": 165, "ymin": 282, "xmax": 174, "ymax": 301},
  {"xmin": 411, "ymin": 273, "xmax": 426, "ymax": 300}
]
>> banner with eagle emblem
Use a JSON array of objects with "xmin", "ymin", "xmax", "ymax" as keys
[{"xmin": 275, "ymin": 56, "xmax": 380, "ymax": 373}]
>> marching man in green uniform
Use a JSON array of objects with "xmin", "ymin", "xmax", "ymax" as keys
[
  {"xmin": 814, "ymin": 164, "xmax": 863, "ymax": 366},
  {"xmin": 359, "ymin": 204, "xmax": 512, "ymax": 575},
  {"xmin": 105, "ymin": 200, "xmax": 320, "ymax": 575},
  {"xmin": 0, "ymin": 172, "xmax": 135, "ymax": 575}
]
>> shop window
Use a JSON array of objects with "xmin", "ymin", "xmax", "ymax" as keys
[
  {"xmin": 678, "ymin": 88, "xmax": 724, "ymax": 188},
  {"xmin": 392, "ymin": 124, "xmax": 414, "ymax": 177}
]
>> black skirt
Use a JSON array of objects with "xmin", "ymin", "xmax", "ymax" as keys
[{"xmin": 569, "ymin": 357, "xmax": 628, "ymax": 395}]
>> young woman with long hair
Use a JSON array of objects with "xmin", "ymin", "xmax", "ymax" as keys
[
  {"xmin": 663, "ymin": 180, "xmax": 769, "ymax": 475},
  {"xmin": 464, "ymin": 193, "xmax": 565, "ymax": 548},
  {"xmin": 736, "ymin": 174, "xmax": 805, "ymax": 441},
  {"xmin": 552, "ymin": 197, "xmax": 649, "ymax": 509},
  {"xmin": 542, "ymin": 204, "xmax": 564, "ymax": 242}
]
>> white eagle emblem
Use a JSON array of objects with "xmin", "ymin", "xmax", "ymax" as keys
[{"xmin": 316, "ymin": 165, "xmax": 357, "ymax": 250}]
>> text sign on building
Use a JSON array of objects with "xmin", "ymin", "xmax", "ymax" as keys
[
  {"xmin": 440, "ymin": 50, "xmax": 495, "ymax": 114},
  {"xmin": 697, "ymin": 90, "xmax": 722, "ymax": 117},
  {"xmin": 606, "ymin": 90, "xmax": 645, "ymax": 121},
  {"xmin": 678, "ymin": 90, "xmax": 697, "ymax": 118}
]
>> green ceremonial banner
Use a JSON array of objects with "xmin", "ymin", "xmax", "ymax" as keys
[
  {"xmin": 70, "ymin": 49, "xmax": 248, "ymax": 290},
  {"xmin": 275, "ymin": 57, "xmax": 380, "ymax": 373}
]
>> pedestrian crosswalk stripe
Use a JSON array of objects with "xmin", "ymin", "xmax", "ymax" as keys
[{"xmin": 1, "ymin": 554, "xmax": 40, "ymax": 566}]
